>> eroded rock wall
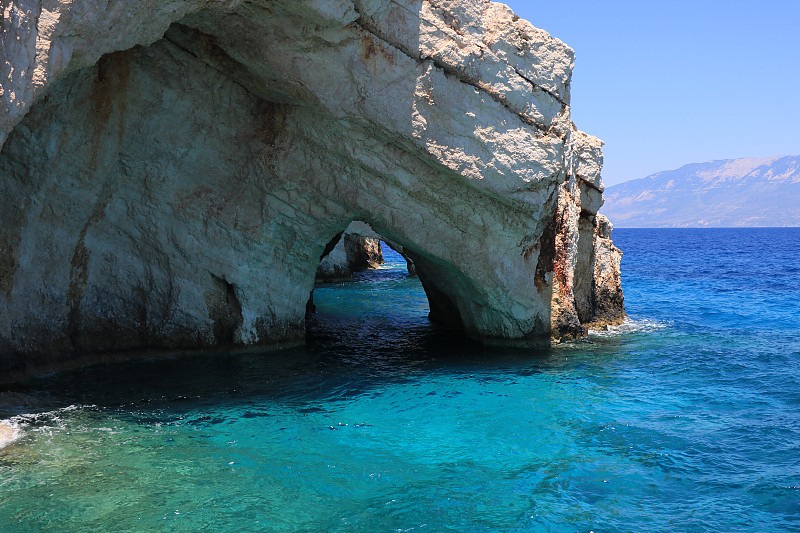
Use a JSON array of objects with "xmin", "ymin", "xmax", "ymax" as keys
[
  {"xmin": 0, "ymin": 0, "xmax": 623, "ymax": 378},
  {"xmin": 568, "ymin": 132, "xmax": 625, "ymax": 333}
]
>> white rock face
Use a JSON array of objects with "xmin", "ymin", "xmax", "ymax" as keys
[{"xmin": 0, "ymin": 0, "xmax": 623, "ymax": 378}]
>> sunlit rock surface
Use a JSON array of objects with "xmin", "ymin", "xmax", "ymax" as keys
[{"xmin": 0, "ymin": 0, "xmax": 623, "ymax": 378}]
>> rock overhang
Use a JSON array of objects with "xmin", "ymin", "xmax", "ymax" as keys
[{"xmin": 0, "ymin": 0, "xmax": 624, "ymax": 380}]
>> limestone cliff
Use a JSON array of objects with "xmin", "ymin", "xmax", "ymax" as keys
[{"xmin": 0, "ymin": 0, "xmax": 623, "ymax": 378}]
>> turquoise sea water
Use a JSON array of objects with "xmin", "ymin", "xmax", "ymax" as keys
[{"xmin": 1, "ymin": 228, "xmax": 799, "ymax": 531}]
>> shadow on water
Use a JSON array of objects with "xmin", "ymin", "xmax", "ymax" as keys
[
  {"xmin": 2, "ymin": 322, "xmax": 559, "ymax": 419},
  {"xmin": 0, "ymin": 246, "xmax": 637, "ymax": 420},
  {"xmin": 1, "ymin": 335, "xmax": 642, "ymax": 429}
]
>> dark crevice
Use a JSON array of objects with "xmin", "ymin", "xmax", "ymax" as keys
[
  {"xmin": 533, "ymin": 184, "xmax": 559, "ymax": 292},
  {"xmin": 512, "ymin": 67, "xmax": 567, "ymax": 107},
  {"xmin": 305, "ymin": 291, "xmax": 316, "ymax": 316},
  {"xmin": 534, "ymin": 215, "xmax": 556, "ymax": 292},
  {"xmin": 209, "ymin": 274, "xmax": 243, "ymax": 345},
  {"xmin": 319, "ymin": 232, "xmax": 344, "ymax": 261},
  {"xmin": 577, "ymin": 175, "xmax": 603, "ymax": 193}
]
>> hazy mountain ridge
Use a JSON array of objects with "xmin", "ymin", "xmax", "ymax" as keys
[{"xmin": 603, "ymin": 156, "xmax": 800, "ymax": 227}]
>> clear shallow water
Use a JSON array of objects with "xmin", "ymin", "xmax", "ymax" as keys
[{"xmin": 1, "ymin": 229, "xmax": 799, "ymax": 532}]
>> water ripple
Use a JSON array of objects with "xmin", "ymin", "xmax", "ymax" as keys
[{"xmin": 1, "ymin": 231, "xmax": 799, "ymax": 530}]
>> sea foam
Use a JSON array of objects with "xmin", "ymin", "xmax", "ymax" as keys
[
  {"xmin": 0, "ymin": 403, "xmax": 91, "ymax": 450},
  {"xmin": 588, "ymin": 317, "xmax": 669, "ymax": 337},
  {"xmin": 0, "ymin": 419, "xmax": 22, "ymax": 449}
]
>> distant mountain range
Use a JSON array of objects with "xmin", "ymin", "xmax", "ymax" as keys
[{"xmin": 602, "ymin": 156, "xmax": 800, "ymax": 227}]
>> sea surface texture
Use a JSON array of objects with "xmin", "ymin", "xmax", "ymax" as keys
[{"xmin": 1, "ymin": 229, "xmax": 799, "ymax": 531}]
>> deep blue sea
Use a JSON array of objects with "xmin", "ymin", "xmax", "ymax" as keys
[{"xmin": 1, "ymin": 228, "xmax": 799, "ymax": 532}]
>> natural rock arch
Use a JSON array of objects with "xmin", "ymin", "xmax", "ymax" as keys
[
  {"xmin": 313, "ymin": 219, "xmax": 477, "ymax": 332},
  {"xmin": 0, "ymin": 0, "xmax": 623, "ymax": 379}
]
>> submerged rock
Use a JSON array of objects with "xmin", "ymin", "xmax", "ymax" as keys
[{"xmin": 0, "ymin": 0, "xmax": 623, "ymax": 379}]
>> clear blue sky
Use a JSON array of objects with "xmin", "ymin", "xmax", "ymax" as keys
[{"xmin": 501, "ymin": 1, "xmax": 800, "ymax": 185}]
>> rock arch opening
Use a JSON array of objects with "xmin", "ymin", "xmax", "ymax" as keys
[{"xmin": 309, "ymin": 221, "xmax": 465, "ymax": 334}]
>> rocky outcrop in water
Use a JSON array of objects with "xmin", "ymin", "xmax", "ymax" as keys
[
  {"xmin": 344, "ymin": 234, "xmax": 384, "ymax": 271},
  {"xmin": 316, "ymin": 222, "xmax": 385, "ymax": 282},
  {"xmin": 0, "ymin": 0, "xmax": 623, "ymax": 379}
]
